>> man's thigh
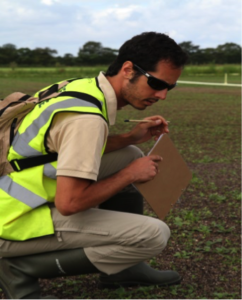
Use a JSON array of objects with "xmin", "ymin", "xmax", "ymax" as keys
[{"xmin": 0, "ymin": 207, "xmax": 166, "ymax": 257}]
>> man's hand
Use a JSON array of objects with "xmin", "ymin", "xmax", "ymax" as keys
[
  {"xmin": 127, "ymin": 115, "xmax": 169, "ymax": 145},
  {"xmin": 124, "ymin": 155, "xmax": 162, "ymax": 183},
  {"xmin": 105, "ymin": 115, "xmax": 169, "ymax": 153}
]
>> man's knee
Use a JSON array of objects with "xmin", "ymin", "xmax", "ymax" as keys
[
  {"xmin": 98, "ymin": 146, "xmax": 144, "ymax": 180},
  {"xmin": 125, "ymin": 145, "xmax": 144, "ymax": 162},
  {"xmin": 137, "ymin": 217, "xmax": 170, "ymax": 255}
]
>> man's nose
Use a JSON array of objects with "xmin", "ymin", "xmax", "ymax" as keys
[{"xmin": 154, "ymin": 89, "xmax": 168, "ymax": 100}]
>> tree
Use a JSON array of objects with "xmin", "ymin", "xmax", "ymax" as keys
[
  {"xmin": 199, "ymin": 48, "xmax": 217, "ymax": 64},
  {"xmin": 81, "ymin": 41, "xmax": 103, "ymax": 55},
  {"xmin": 179, "ymin": 41, "xmax": 200, "ymax": 54},
  {"xmin": 62, "ymin": 53, "xmax": 76, "ymax": 66},
  {"xmin": 215, "ymin": 43, "xmax": 241, "ymax": 64},
  {"xmin": 0, "ymin": 41, "xmax": 240, "ymax": 66},
  {"xmin": 16, "ymin": 48, "xmax": 33, "ymax": 65},
  {"xmin": 179, "ymin": 41, "xmax": 201, "ymax": 64},
  {"xmin": 31, "ymin": 47, "xmax": 58, "ymax": 66},
  {"xmin": 0, "ymin": 43, "xmax": 18, "ymax": 65},
  {"xmin": 78, "ymin": 41, "xmax": 117, "ymax": 65}
]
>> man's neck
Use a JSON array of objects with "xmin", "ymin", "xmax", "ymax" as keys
[{"xmin": 105, "ymin": 75, "xmax": 128, "ymax": 109}]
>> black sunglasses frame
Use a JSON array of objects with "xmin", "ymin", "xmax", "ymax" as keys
[{"xmin": 133, "ymin": 64, "xmax": 176, "ymax": 91}]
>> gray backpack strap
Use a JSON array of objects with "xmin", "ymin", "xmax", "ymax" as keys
[{"xmin": 39, "ymin": 80, "xmax": 70, "ymax": 100}]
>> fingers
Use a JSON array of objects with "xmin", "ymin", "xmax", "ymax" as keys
[
  {"xmin": 149, "ymin": 155, "xmax": 162, "ymax": 162},
  {"xmin": 143, "ymin": 116, "xmax": 169, "ymax": 135},
  {"xmin": 143, "ymin": 158, "xmax": 160, "ymax": 177},
  {"xmin": 144, "ymin": 115, "xmax": 169, "ymax": 126},
  {"xmin": 153, "ymin": 161, "xmax": 160, "ymax": 174},
  {"xmin": 128, "ymin": 156, "xmax": 162, "ymax": 183},
  {"xmin": 151, "ymin": 156, "xmax": 162, "ymax": 174},
  {"xmin": 150, "ymin": 128, "xmax": 167, "ymax": 138}
]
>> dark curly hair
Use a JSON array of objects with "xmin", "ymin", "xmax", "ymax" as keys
[{"xmin": 105, "ymin": 32, "xmax": 188, "ymax": 76}]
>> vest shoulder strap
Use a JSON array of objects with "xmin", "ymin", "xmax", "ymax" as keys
[
  {"xmin": 58, "ymin": 91, "xmax": 103, "ymax": 111},
  {"xmin": 10, "ymin": 153, "xmax": 58, "ymax": 172}
]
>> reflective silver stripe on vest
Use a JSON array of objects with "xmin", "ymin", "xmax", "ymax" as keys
[
  {"xmin": 12, "ymin": 139, "xmax": 42, "ymax": 157},
  {"xmin": 44, "ymin": 163, "xmax": 57, "ymax": 179},
  {"xmin": 12, "ymin": 97, "xmax": 103, "ymax": 157},
  {"xmin": 0, "ymin": 176, "xmax": 48, "ymax": 208}
]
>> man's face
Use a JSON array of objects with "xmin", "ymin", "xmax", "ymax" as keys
[{"xmin": 120, "ymin": 60, "xmax": 182, "ymax": 110}]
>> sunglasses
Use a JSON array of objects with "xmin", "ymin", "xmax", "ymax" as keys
[{"xmin": 133, "ymin": 64, "xmax": 176, "ymax": 91}]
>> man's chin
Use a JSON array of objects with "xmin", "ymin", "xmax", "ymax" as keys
[
  {"xmin": 133, "ymin": 106, "xmax": 146, "ymax": 111},
  {"xmin": 128, "ymin": 103, "xmax": 146, "ymax": 111},
  {"xmin": 124, "ymin": 98, "xmax": 147, "ymax": 110}
]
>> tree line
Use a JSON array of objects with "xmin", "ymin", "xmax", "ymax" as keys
[{"xmin": 0, "ymin": 41, "xmax": 241, "ymax": 67}]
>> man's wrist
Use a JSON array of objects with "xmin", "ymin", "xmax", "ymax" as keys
[
  {"xmin": 118, "ymin": 166, "xmax": 137, "ymax": 184},
  {"xmin": 107, "ymin": 132, "xmax": 135, "ymax": 149},
  {"xmin": 118, "ymin": 132, "xmax": 136, "ymax": 146}
]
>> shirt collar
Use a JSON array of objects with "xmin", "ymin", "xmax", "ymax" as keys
[{"xmin": 97, "ymin": 72, "xmax": 117, "ymax": 126}]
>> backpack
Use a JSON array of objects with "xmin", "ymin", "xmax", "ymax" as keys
[{"xmin": 0, "ymin": 79, "xmax": 76, "ymax": 176}]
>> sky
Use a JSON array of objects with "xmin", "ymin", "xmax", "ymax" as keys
[{"xmin": 1, "ymin": 0, "xmax": 241, "ymax": 56}]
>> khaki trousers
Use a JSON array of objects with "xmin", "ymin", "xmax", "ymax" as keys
[{"xmin": 0, "ymin": 146, "xmax": 170, "ymax": 275}]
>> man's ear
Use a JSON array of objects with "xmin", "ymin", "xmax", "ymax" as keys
[{"xmin": 121, "ymin": 61, "xmax": 134, "ymax": 79}]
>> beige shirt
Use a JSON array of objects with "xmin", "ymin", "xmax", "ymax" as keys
[{"xmin": 46, "ymin": 72, "xmax": 117, "ymax": 181}]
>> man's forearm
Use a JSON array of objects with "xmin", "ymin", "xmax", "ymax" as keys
[
  {"xmin": 105, "ymin": 133, "xmax": 134, "ymax": 153},
  {"xmin": 55, "ymin": 167, "xmax": 136, "ymax": 215},
  {"xmin": 55, "ymin": 154, "xmax": 161, "ymax": 216}
]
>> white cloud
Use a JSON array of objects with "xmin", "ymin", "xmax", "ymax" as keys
[
  {"xmin": 0, "ymin": 0, "xmax": 240, "ymax": 56},
  {"xmin": 41, "ymin": 0, "xmax": 52, "ymax": 5},
  {"xmin": 95, "ymin": 5, "xmax": 141, "ymax": 21},
  {"xmin": 41, "ymin": 0, "xmax": 60, "ymax": 5}
]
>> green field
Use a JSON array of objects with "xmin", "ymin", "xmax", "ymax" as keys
[
  {"xmin": 0, "ymin": 67, "xmax": 241, "ymax": 299},
  {"xmin": 0, "ymin": 64, "xmax": 241, "ymax": 98}
]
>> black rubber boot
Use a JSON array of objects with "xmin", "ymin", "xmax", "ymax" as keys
[
  {"xmin": 99, "ymin": 185, "xmax": 143, "ymax": 215},
  {"xmin": 0, "ymin": 248, "xmax": 99, "ymax": 299},
  {"xmin": 99, "ymin": 262, "xmax": 182, "ymax": 288}
]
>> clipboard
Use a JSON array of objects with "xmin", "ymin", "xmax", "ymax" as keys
[{"xmin": 134, "ymin": 134, "xmax": 192, "ymax": 220}]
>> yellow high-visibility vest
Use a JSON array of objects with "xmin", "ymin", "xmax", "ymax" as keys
[{"xmin": 0, "ymin": 77, "xmax": 108, "ymax": 241}]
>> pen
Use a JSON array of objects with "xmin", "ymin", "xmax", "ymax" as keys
[{"xmin": 124, "ymin": 119, "xmax": 170, "ymax": 123}]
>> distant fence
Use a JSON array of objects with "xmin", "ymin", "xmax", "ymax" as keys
[
  {"xmin": 177, "ymin": 73, "xmax": 241, "ymax": 88},
  {"xmin": 177, "ymin": 81, "xmax": 241, "ymax": 87}
]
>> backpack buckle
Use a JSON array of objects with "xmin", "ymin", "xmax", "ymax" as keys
[{"xmin": 9, "ymin": 159, "xmax": 22, "ymax": 172}]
